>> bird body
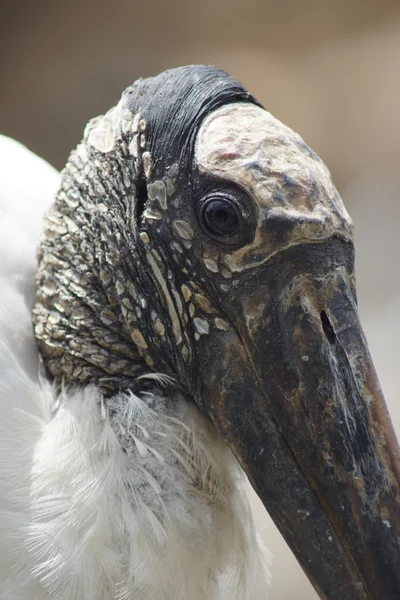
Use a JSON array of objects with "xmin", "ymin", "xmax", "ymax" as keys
[
  {"xmin": 0, "ymin": 136, "xmax": 268, "ymax": 599},
  {"xmin": 1, "ymin": 65, "xmax": 399, "ymax": 600}
]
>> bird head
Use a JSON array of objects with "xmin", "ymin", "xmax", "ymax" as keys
[{"xmin": 33, "ymin": 65, "xmax": 400, "ymax": 599}]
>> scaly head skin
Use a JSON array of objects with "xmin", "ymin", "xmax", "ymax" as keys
[{"xmin": 33, "ymin": 65, "xmax": 400, "ymax": 600}]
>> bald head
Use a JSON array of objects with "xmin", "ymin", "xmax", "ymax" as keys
[
  {"xmin": 195, "ymin": 102, "xmax": 353, "ymax": 272},
  {"xmin": 33, "ymin": 65, "xmax": 353, "ymax": 394}
]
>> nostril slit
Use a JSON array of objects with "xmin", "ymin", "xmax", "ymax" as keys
[{"xmin": 320, "ymin": 310, "xmax": 336, "ymax": 344}]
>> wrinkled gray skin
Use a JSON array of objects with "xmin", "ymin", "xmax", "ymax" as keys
[
  {"xmin": 33, "ymin": 99, "xmax": 352, "ymax": 395},
  {"xmin": 33, "ymin": 66, "xmax": 400, "ymax": 600}
]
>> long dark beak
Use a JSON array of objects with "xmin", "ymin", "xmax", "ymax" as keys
[{"xmin": 199, "ymin": 238, "xmax": 400, "ymax": 600}]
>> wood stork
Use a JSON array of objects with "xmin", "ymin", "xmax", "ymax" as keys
[{"xmin": 0, "ymin": 65, "xmax": 399, "ymax": 600}]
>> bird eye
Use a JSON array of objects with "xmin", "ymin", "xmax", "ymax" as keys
[{"xmin": 202, "ymin": 198, "xmax": 240, "ymax": 237}]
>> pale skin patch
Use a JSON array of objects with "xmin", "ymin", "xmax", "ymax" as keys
[
  {"xmin": 144, "ymin": 354, "xmax": 154, "ymax": 367},
  {"xmin": 148, "ymin": 180, "xmax": 167, "ymax": 210},
  {"xmin": 195, "ymin": 103, "xmax": 354, "ymax": 273},
  {"xmin": 166, "ymin": 178, "xmax": 176, "ymax": 197},
  {"xmin": 142, "ymin": 207, "xmax": 162, "ymax": 221},
  {"xmin": 145, "ymin": 250, "xmax": 182, "ymax": 346},
  {"xmin": 131, "ymin": 329, "xmax": 148, "ymax": 350},
  {"xmin": 193, "ymin": 293, "xmax": 215, "ymax": 315},
  {"xmin": 85, "ymin": 105, "xmax": 122, "ymax": 153},
  {"xmin": 154, "ymin": 319, "xmax": 165, "ymax": 337},
  {"xmin": 202, "ymin": 257, "xmax": 219, "ymax": 273},
  {"xmin": 181, "ymin": 284, "xmax": 192, "ymax": 302},
  {"xmin": 140, "ymin": 232, "xmax": 150, "ymax": 245},
  {"xmin": 193, "ymin": 318, "xmax": 210, "ymax": 335},
  {"xmin": 142, "ymin": 152, "xmax": 153, "ymax": 179},
  {"xmin": 214, "ymin": 318, "xmax": 230, "ymax": 331},
  {"xmin": 85, "ymin": 98, "xmax": 140, "ymax": 154},
  {"xmin": 172, "ymin": 220, "xmax": 194, "ymax": 241},
  {"xmin": 129, "ymin": 134, "xmax": 139, "ymax": 158}
]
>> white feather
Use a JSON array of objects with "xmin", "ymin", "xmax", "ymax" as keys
[{"xmin": 0, "ymin": 135, "xmax": 270, "ymax": 599}]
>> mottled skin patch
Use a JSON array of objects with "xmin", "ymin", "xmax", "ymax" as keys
[
  {"xmin": 85, "ymin": 100, "xmax": 140, "ymax": 154},
  {"xmin": 32, "ymin": 84, "xmax": 219, "ymax": 393},
  {"xmin": 195, "ymin": 103, "xmax": 353, "ymax": 273}
]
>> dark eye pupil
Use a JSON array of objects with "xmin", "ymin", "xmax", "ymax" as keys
[
  {"xmin": 203, "ymin": 199, "xmax": 239, "ymax": 236},
  {"xmin": 214, "ymin": 208, "xmax": 230, "ymax": 223}
]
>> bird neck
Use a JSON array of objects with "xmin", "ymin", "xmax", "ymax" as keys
[{"xmin": 23, "ymin": 382, "xmax": 268, "ymax": 600}]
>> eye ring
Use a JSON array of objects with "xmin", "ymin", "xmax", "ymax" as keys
[{"xmin": 201, "ymin": 197, "xmax": 240, "ymax": 238}]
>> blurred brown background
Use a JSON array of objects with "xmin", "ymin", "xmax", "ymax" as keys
[{"xmin": 1, "ymin": 1, "xmax": 399, "ymax": 598}]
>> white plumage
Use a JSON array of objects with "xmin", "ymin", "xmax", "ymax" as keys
[{"xmin": 0, "ymin": 135, "xmax": 269, "ymax": 598}]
